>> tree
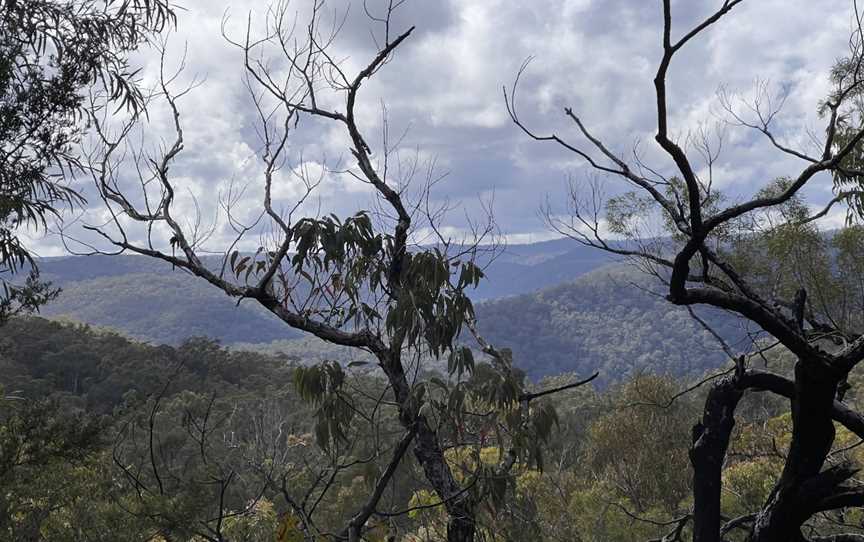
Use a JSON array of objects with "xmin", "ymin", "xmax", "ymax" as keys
[
  {"xmin": 112, "ymin": 381, "xmax": 275, "ymax": 542},
  {"xmin": 0, "ymin": 0, "xmax": 174, "ymax": 323},
  {"xmin": 0, "ymin": 394, "xmax": 104, "ymax": 540},
  {"xmin": 509, "ymin": 1, "xmax": 864, "ymax": 541},
  {"xmin": 77, "ymin": 2, "xmax": 594, "ymax": 540},
  {"xmin": 0, "ymin": 322, "xmax": 319, "ymax": 540},
  {"xmin": 585, "ymin": 376, "xmax": 693, "ymax": 515}
]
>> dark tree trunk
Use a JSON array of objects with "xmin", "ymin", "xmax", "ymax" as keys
[
  {"xmin": 412, "ymin": 416, "xmax": 476, "ymax": 541},
  {"xmin": 446, "ymin": 511, "xmax": 477, "ymax": 542},
  {"xmin": 691, "ymin": 374, "xmax": 743, "ymax": 542},
  {"xmin": 378, "ymin": 349, "xmax": 476, "ymax": 542},
  {"xmin": 749, "ymin": 360, "xmax": 839, "ymax": 542}
]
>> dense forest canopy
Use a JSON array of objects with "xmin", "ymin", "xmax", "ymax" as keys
[
  {"xmin": 6, "ymin": 317, "xmax": 864, "ymax": 541},
  {"xmin": 0, "ymin": 316, "xmax": 816, "ymax": 541}
]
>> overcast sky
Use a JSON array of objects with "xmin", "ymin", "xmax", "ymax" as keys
[{"xmin": 33, "ymin": 0, "xmax": 861, "ymax": 256}]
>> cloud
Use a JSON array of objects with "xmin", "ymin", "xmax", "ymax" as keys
[{"xmin": 52, "ymin": 0, "xmax": 862, "ymax": 257}]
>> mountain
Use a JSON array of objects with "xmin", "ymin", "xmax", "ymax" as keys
[
  {"xmin": 16, "ymin": 241, "xmax": 749, "ymax": 385},
  {"xmin": 24, "ymin": 240, "xmax": 612, "ymax": 345},
  {"xmin": 234, "ymin": 264, "xmax": 749, "ymax": 386},
  {"xmin": 473, "ymin": 264, "xmax": 748, "ymax": 386},
  {"xmin": 470, "ymin": 238, "xmax": 615, "ymax": 300},
  {"xmin": 36, "ymin": 264, "xmax": 300, "ymax": 345}
]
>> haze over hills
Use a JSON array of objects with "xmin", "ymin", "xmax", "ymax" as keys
[
  {"xmin": 470, "ymin": 238, "xmax": 615, "ymax": 299},
  {"xmin": 27, "ymin": 239, "xmax": 613, "ymax": 343},
  {"xmin": 16, "ymin": 239, "xmax": 745, "ymax": 383}
]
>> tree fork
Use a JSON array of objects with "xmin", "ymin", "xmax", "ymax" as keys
[{"xmin": 750, "ymin": 360, "xmax": 840, "ymax": 541}]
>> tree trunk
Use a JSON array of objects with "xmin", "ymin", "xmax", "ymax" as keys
[
  {"xmin": 377, "ymin": 350, "xmax": 476, "ymax": 541},
  {"xmin": 446, "ymin": 509, "xmax": 477, "ymax": 542},
  {"xmin": 691, "ymin": 374, "xmax": 743, "ymax": 542},
  {"xmin": 749, "ymin": 359, "xmax": 839, "ymax": 542},
  {"xmin": 412, "ymin": 409, "xmax": 477, "ymax": 541}
]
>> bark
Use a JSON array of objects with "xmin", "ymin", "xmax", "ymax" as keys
[
  {"xmin": 413, "ymin": 418, "xmax": 476, "ymax": 541},
  {"xmin": 377, "ymin": 349, "xmax": 476, "ymax": 542},
  {"xmin": 690, "ymin": 373, "xmax": 744, "ymax": 542},
  {"xmin": 749, "ymin": 359, "xmax": 840, "ymax": 542},
  {"xmin": 688, "ymin": 367, "xmax": 864, "ymax": 542}
]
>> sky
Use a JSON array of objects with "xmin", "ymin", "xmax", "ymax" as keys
[{"xmin": 31, "ymin": 0, "xmax": 861, "ymax": 256}]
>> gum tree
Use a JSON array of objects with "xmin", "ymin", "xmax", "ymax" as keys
[
  {"xmin": 0, "ymin": 0, "xmax": 174, "ymax": 323},
  {"xmin": 76, "ymin": 2, "xmax": 593, "ymax": 540}
]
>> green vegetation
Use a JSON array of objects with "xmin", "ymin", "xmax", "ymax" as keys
[
  {"xmin": 8, "ymin": 0, "xmax": 864, "ymax": 539},
  {"xmin": 475, "ymin": 264, "xmax": 744, "ymax": 385},
  {"xmin": 28, "ymin": 255, "xmax": 747, "ymax": 386},
  {"xmin": 0, "ymin": 0, "xmax": 173, "ymax": 322},
  {"xmin": 40, "ymin": 270, "xmax": 300, "ymax": 345},
  {"xmin": 5, "ymin": 317, "xmax": 864, "ymax": 540},
  {"xmin": 26, "ymin": 242, "xmax": 612, "ymax": 349}
]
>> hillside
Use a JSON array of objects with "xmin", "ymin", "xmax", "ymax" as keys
[
  {"xmin": 470, "ymin": 238, "xmax": 614, "ymax": 299},
  {"xmin": 38, "ymin": 265, "xmax": 300, "ymax": 345},
  {"xmin": 235, "ymin": 264, "xmax": 748, "ymax": 386},
  {"xmin": 26, "ymin": 240, "xmax": 613, "ymax": 346},
  {"xmin": 0, "ymin": 313, "xmax": 744, "ymax": 542},
  {"xmin": 19, "ymin": 243, "xmax": 752, "ymax": 385},
  {"xmin": 0, "ymin": 317, "xmax": 301, "ymax": 413},
  {"xmin": 474, "ymin": 264, "xmax": 749, "ymax": 385}
]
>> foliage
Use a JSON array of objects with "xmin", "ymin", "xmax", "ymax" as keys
[
  {"xmin": 13, "ymin": 240, "xmax": 613, "ymax": 346},
  {"xmin": 585, "ymin": 376, "xmax": 693, "ymax": 513},
  {"xmin": 0, "ymin": 0, "xmax": 172, "ymax": 323},
  {"xmin": 8, "ymin": 315, "xmax": 864, "ymax": 540},
  {"xmin": 0, "ymin": 396, "xmax": 106, "ymax": 540}
]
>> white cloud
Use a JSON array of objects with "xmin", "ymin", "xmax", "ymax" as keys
[{"xmin": 51, "ymin": 0, "xmax": 864, "ymax": 255}]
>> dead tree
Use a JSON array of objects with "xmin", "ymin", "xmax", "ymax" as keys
[{"xmin": 509, "ymin": 1, "xmax": 864, "ymax": 541}]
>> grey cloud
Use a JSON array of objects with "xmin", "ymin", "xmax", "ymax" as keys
[{"xmin": 51, "ymin": 0, "xmax": 862, "ymax": 257}]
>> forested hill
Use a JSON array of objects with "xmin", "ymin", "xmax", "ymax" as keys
[
  {"xmin": 235, "ymin": 264, "xmax": 747, "ymax": 386},
  {"xmin": 22, "ymin": 242, "xmax": 749, "ymax": 385},
  {"xmin": 474, "ymin": 265, "xmax": 748, "ymax": 385},
  {"xmin": 36, "ymin": 258, "xmax": 301, "ymax": 345},
  {"xmin": 0, "ymin": 317, "xmax": 301, "ymax": 414},
  {"xmin": 28, "ymin": 239, "xmax": 613, "ymax": 346}
]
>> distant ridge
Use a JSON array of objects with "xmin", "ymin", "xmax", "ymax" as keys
[
  {"xmin": 18, "ymin": 240, "xmax": 746, "ymax": 384},
  {"xmin": 25, "ymin": 240, "xmax": 613, "ymax": 346},
  {"xmin": 474, "ymin": 264, "xmax": 747, "ymax": 385}
]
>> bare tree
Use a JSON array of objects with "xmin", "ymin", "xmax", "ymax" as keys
[
  {"xmin": 71, "ymin": 2, "xmax": 593, "ymax": 540},
  {"xmin": 509, "ymin": 1, "xmax": 864, "ymax": 541}
]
